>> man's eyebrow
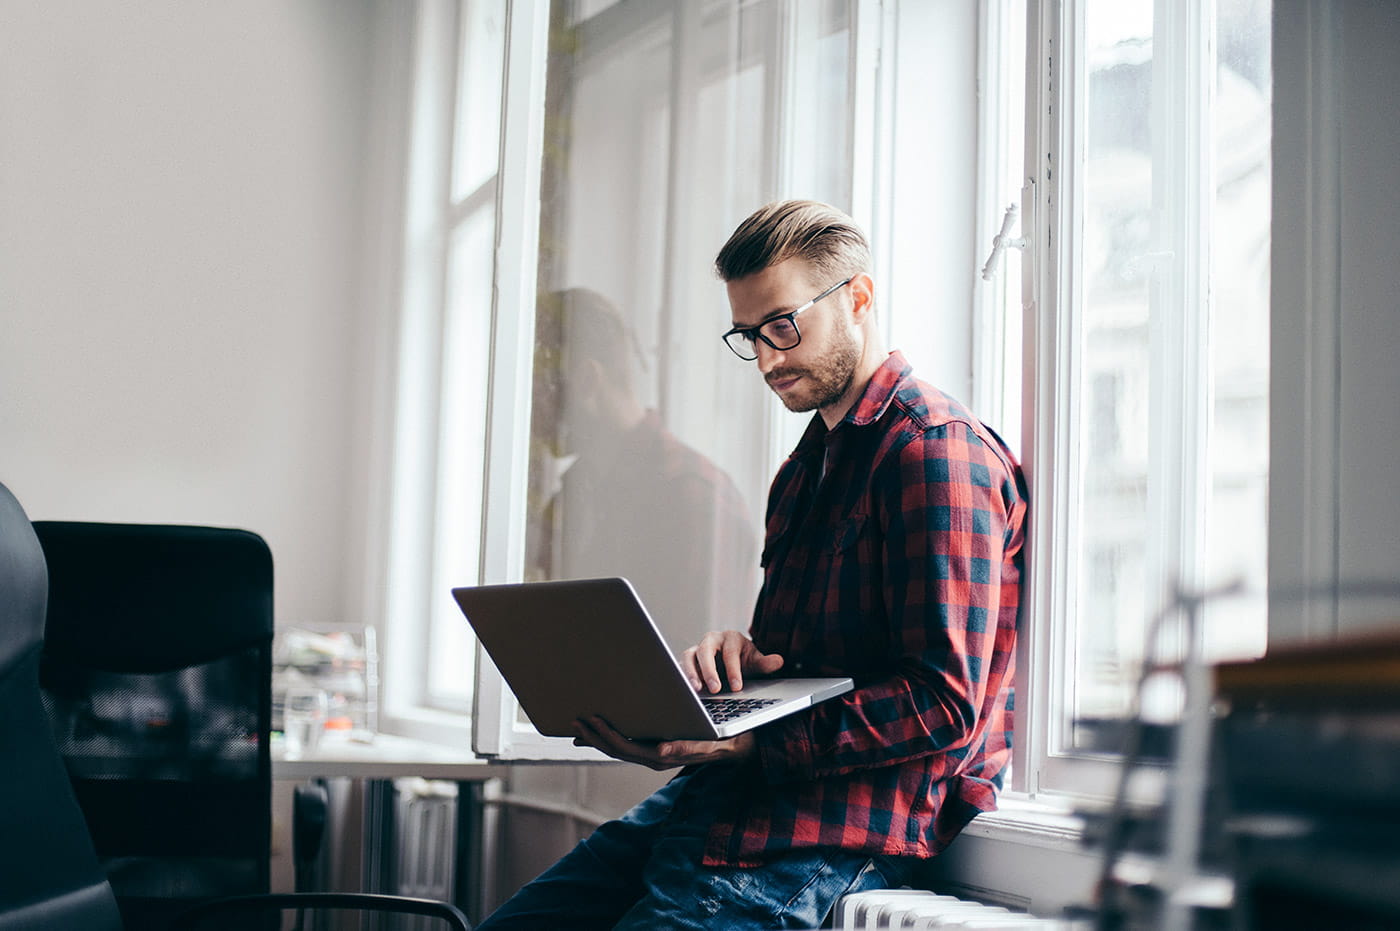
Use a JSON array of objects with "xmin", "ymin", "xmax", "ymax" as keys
[{"xmin": 733, "ymin": 304, "xmax": 799, "ymax": 329}]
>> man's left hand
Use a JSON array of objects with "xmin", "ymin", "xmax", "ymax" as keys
[{"xmin": 572, "ymin": 715, "xmax": 756, "ymax": 771}]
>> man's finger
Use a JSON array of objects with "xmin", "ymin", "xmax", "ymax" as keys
[
  {"xmin": 722, "ymin": 637, "xmax": 746, "ymax": 691},
  {"xmin": 680, "ymin": 646, "xmax": 704, "ymax": 691},
  {"xmin": 697, "ymin": 632, "xmax": 726, "ymax": 693}
]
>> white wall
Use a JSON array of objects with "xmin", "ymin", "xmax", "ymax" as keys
[
  {"xmin": 1270, "ymin": 0, "xmax": 1400, "ymax": 640},
  {"xmin": 0, "ymin": 0, "xmax": 385, "ymax": 628}
]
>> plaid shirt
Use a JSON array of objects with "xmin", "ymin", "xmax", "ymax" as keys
[{"xmin": 701, "ymin": 351, "xmax": 1027, "ymax": 867}]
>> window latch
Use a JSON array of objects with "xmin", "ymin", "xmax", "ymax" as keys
[{"xmin": 980, "ymin": 203, "xmax": 1028, "ymax": 281}]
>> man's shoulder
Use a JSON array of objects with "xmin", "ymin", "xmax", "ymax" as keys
[
  {"xmin": 880, "ymin": 369, "xmax": 990, "ymax": 446},
  {"xmin": 881, "ymin": 372, "xmax": 1023, "ymax": 484},
  {"xmin": 889, "ymin": 372, "xmax": 962, "ymax": 429}
]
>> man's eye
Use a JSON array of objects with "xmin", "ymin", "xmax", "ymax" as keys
[{"xmin": 766, "ymin": 320, "xmax": 797, "ymax": 339}]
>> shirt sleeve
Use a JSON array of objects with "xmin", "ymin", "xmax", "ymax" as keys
[{"xmin": 753, "ymin": 420, "xmax": 1020, "ymax": 784}]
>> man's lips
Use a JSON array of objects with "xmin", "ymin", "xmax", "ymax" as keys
[{"xmin": 767, "ymin": 371, "xmax": 802, "ymax": 391}]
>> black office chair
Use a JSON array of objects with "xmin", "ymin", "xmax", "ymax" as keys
[
  {"xmin": 2, "ymin": 505, "xmax": 470, "ymax": 931},
  {"xmin": 33, "ymin": 520, "xmax": 276, "ymax": 930},
  {"xmin": 0, "ymin": 481, "xmax": 124, "ymax": 929}
]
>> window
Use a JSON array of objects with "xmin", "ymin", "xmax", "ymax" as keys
[
  {"xmin": 376, "ymin": 0, "xmax": 884, "ymax": 758},
  {"xmin": 378, "ymin": 0, "xmax": 508, "ymax": 740},
  {"xmin": 1013, "ymin": 0, "xmax": 1271, "ymax": 798},
  {"xmin": 477, "ymin": 0, "xmax": 881, "ymax": 759},
  {"xmin": 379, "ymin": 0, "xmax": 1271, "ymax": 795}
]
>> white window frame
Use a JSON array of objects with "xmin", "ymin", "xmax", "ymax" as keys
[
  {"xmin": 379, "ymin": 0, "xmax": 499, "ymax": 745},
  {"xmin": 1014, "ymin": 0, "xmax": 1267, "ymax": 804},
  {"xmin": 472, "ymin": 0, "xmax": 554, "ymax": 759}
]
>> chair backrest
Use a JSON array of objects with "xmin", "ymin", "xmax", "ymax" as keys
[
  {"xmin": 33, "ymin": 521, "xmax": 274, "ymax": 931},
  {"xmin": 0, "ymin": 484, "xmax": 123, "ymax": 931}
]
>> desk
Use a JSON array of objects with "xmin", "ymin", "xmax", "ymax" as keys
[
  {"xmin": 273, "ymin": 731, "xmax": 504, "ymax": 781},
  {"xmin": 272, "ymin": 733, "xmax": 506, "ymax": 926}
]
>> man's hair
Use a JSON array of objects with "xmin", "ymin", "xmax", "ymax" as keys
[{"xmin": 714, "ymin": 199, "xmax": 872, "ymax": 283}]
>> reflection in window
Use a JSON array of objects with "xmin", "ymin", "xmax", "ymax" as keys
[{"xmin": 521, "ymin": 1, "xmax": 856, "ymax": 655}]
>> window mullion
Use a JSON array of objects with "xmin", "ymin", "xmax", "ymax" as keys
[
  {"xmin": 473, "ymin": 0, "xmax": 551, "ymax": 758},
  {"xmin": 1022, "ymin": 0, "xmax": 1087, "ymax": 793},
  {"xmin": 1146, "ymin": 0, "xmax": 1213, "ymax": 634}
]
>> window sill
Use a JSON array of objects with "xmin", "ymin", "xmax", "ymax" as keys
[
  {"xmin": 962, "ymin": 794, "xmax": 1088, "ymax": 852},
  {"xmin": 378, "ymin": 703, "xmax": 476, "ymax": 752}
]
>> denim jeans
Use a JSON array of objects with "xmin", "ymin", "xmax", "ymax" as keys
[{"xmin": 476, "ymin": 769, "xmax": 909, "ymax": 930}]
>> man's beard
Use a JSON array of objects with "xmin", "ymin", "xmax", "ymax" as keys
[{"xmin": 765, "ymin": 326, "xmax": 861, "ymax": 414}]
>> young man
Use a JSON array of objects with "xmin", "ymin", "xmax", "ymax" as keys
[{"xmin": 477, "ymin": 200, "xmax": 1028, "ymax": 930}]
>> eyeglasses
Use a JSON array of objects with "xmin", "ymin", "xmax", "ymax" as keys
[{"xmin": 720, "ymin": 277, "xmax": 853, "ymax": 361}]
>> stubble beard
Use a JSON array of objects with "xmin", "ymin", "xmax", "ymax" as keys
[{"xmin": 767, "ymin": 326, "xmax": 862, "ymax": 414}]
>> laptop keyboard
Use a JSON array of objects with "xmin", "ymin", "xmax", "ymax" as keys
[{"xmin": 701, "ymin": 696, "xmax": 781, "ymax": 723}]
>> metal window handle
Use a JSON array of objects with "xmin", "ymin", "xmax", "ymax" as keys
[{"xmin": 980, "ymin": 203, "xmax": 1028, "ymax": 281}]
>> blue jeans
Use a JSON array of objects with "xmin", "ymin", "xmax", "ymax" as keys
[{"xmin": 476, "ymin": 770, "xmax": 909, "ymax": 930}]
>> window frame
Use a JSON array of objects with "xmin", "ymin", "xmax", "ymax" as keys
[{"xmin": 1014, "ymin": 0, "xmax": 1270, "ymax": 803}]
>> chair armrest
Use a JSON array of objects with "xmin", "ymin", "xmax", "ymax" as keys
[{"xmin": 168, "ymin": 892, "xmax": 471, "ymax": 930}]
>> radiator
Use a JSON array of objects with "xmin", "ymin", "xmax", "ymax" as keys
[
  {"xmin": 394, "ymin": 778, "xmax": 459, "ymax": 930},
  {"xmin": 835, "ymin": 889, "xmax": 1076, "ymax": 929}
]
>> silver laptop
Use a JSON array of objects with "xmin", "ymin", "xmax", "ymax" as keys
[{"xmin": 452, "ymin": 577, "xmax": 852, "ymax": 741}]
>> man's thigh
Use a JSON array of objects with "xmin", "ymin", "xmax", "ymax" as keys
[
  {"xmin": 475, "ymin": 775, "xmax": 690, "ymax": 930},
  {"xmin": 613, "ymin": 837, "xmax": 898, "ymax": 931}
]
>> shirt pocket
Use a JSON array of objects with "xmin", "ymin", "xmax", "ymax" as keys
[
  {"xmin": 810, "ymin": 511, "xmax": 871, "ymax": 606},
  {"xmin": 760, "ymin": 509, "xmax": 794, "ymax": 569},
  {"xmin": 827, "ymin": 513, "xmax": 867, "ymax": 554}
]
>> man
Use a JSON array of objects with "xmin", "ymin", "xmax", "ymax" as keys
[{"xmin": 477, "ymin": 200, "xmax": 1028, "ymax": 930}]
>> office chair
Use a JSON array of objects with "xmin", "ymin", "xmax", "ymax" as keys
[
  {"xmin": 33, "ymin": 520, "xmax": 276, "ymax": 930},
  {"xmin": 0, "ymin": 481, "xmax": 124, "ymax": 929},
  {"xmin": 20, "ymin": 513, "xmax": 471, "ymax": 931}
]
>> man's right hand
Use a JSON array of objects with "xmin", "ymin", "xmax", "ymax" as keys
[{"xmin": 681, "ymin": 630, "xmax": 784, "ymax": 694}]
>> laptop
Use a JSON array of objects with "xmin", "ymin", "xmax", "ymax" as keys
[{"xmin": 451, "ymin": 577, "xmax": 853, "ymax": 741}]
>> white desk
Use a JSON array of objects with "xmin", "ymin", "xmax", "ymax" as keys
[
  {"xmin": 272, "ymin": 731, "xmax": 505, "ymax": 782},
  {"xmin": 272, "ymin": 732, "xmax": 505, "ymax": 925}
]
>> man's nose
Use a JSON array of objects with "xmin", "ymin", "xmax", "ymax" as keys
[{"xmin": 755, "ymin": 340, "xmax": 785, "ymax": 373}]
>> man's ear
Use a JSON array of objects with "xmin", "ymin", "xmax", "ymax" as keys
[{"xmin": 848, "ymin": 272, "xmax": 876, "ymax": 324}]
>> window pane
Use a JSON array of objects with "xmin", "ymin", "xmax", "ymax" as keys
[
  {"xmin": 1072, "ymin": 0, "xmax": 1156, "ymax": 729},
  {"xmin": 522, "ymin": 0, "xmax": 853, "ymax": 663},
  {"xmin": 1065, "ymin": 0, "xmax": 1270, "ymax": 741},
  {"xmin": 451, "ymin": 0, "xmax": 506, "ymax": 203},
  {"xmin": 1203, "ymin": 0, "xmax": 1270, "ymax": 662},
  {"xmin": 427, "ymin": 206, "xmax": 497, "ymax": 708}
]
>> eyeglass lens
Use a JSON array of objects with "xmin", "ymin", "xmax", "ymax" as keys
[{"xmin": 724, "ymin": 316, "xmax": 800, "ymax": 359}]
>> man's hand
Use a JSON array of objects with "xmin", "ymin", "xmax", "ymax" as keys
[
  {"xmin": 681, "ymin": 629, "xmax": 785, "ymax": 694},
  {"xmin": 572, "ymin": 715, "xmax": 756, "ymax": 771}
]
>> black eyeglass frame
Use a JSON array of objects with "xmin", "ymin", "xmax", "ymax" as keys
[{"xmin": 720, "ymin": 276, "xmax": 853, "ymax": 361}]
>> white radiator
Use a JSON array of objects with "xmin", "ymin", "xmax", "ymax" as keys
[
  {"xmin": 394, "ymin": 778, "xmax": 458, "ymax": 930},
  {"xmin": 835, "ymin": 889, "xmax": 1078, "ymax": 929}
]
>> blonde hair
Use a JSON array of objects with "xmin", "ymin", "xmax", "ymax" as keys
[{"xmin": 714, "ymin": 200, "xmax": 871, "ymax": 283}]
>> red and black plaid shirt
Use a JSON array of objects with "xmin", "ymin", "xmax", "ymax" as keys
[{"xmin": 701, "ymin": 351, "xmax": 1028, "ymax": 867}]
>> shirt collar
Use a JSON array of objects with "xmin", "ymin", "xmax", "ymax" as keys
[
  {"xmin": 842, "ymin": 351, "xmax": 912, "ymax": 427},
  {"xmin": 793, "ymin": 351, "xmax": 913, "ymax": 457}
]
